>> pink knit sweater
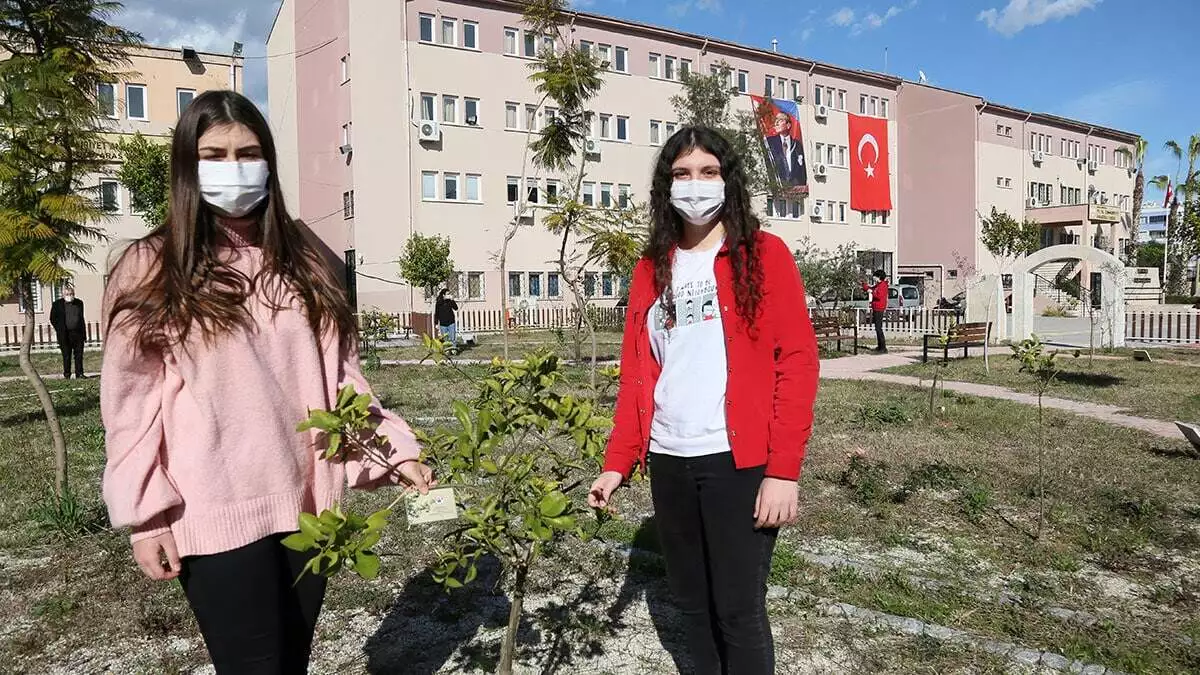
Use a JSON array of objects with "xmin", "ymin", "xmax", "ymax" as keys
[{"xmin": 100, "ymin": 239, "xmax": 420, "ymax": 558}]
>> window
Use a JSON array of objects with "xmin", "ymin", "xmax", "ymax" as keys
[
  {"xmin": 597, "ymin": 43, "xmax": 611, "ymax": 66},
  {"xmin": 465, "ymin": 174, "xmax": 480, "ymax": 202},
  {"xmin": 601, "ymin": 273, "xmax": 615, "ymax": 297},
  {"xmin": 528, "ymin": 273, "xmax": 542, "ymax": 297},
  {"xmin": 869, "ymin": 96, "xmax": 879, "ymax": 116},
  {"xmin": 526, "ymin": 178, "xmax": 539, "ymax": 204},
  {"xmin": 837, "ymin": 145, "xmax": 847, "ymax": 167},
  {"xmin": 505, "ymin": 102, "xmax": 519, "ymax": 130},
  {"xmin": 340, "ymin": 55, "xmax": 350, "ymax": 83},
  {"xmin": 463, "ymin": 21, "xmax": 478, "ymax": 49},
  {"xmin": 825, "ymin": 144, "xmax": 834, "ymax": 166},
  {"xmin": 600, "ymin": 183, "xmax": 613, "ymax": 208},
  {"xmin": 790, "ymin": 80, "xmax": 802, "ymax": 101},
  {"xmin": 176, "ymin": 88, "xmax": 195, "ymax": 117},
  {"xmin": 509, "ymin": 272, "xmax": 523, "ymax": 298},
  {"xmin": 838, "ymin": 202, "xmax": 846, "ymax": 223},
  {"xmin": 548, "ymin": 272, "xmax": 561, "ymax": 297},
  {"xmin": 504, "ymin": 27, "xmax": 518, "ymax": 55},
  {"xmin": 420, "ymin": 94, "xmax": 435, "ymax": 121},
  {"xmin": 525, "ymin": 104, "xmax": 537, "ymax": 131},
  {"xmin": 837, "ymin": 90, "xmax": 847, "ymax": 111},
  {"xmin": 419, "ymin": 14, "xmax": 434, "ymax": 42},
  {"xmin": 618, "ymin": 184, "xmax": 631, "ymax": 208},
  {"xmin": 466, "ymin": 272, "xmax": 484, "ymax": 300},
  {"xmin": 665, "ymin": 121, "xmax": 677, "ymax": 136},
  {"xmin": 542, "ymin": 35, "xmax": 555, "ymax": 55},
  {"xmin": 680, "ymin": 59, "xmax": 691, "ymax": 78},
  {"xmin": 440, "ymin": 17, "xmax": 457, "ymax": 46},
  {"xmin": 125, "ymin": 84, "xmax": 147, "ymax": 120},
  {"xmin": 664, "ymin": 56, "xmax": 676, "ymax": 81},
  {"xmin": 792, "ymin": 199, "xmax": 803, "ymax": 218},
  {"xmin": 584, "ymin": 273, "xmax": 597, "ymax": 297},
  {"xmin": 544, "ymin": 107, "xmax": 557, "ymax": 125},
  {"xmin": 97, "ymin": 83, "xmax": 116, "ymax": 118},
  {"xmin": 614, "ymin": 46, "xmax": 628, "ymax": 72},
  {"xmin": 737, "ymin": 70, "xmax": 748, "ymax": 94},
  {"xmin": 879, "ymin": 98, "xmax": 888, "ymax": 118},
  {"xmin": 814, "ymin": 86, "xmax": 824, "ymax": 107},
  {"xmin": 17, "ymin": 280, "xmax": 43, "ymax": 314},
  {"xmin": 859, "ymin": 93, "xmax": 867, "ymax": 114},
  {"xmin": 342, "ymin": 190, "xmax": 355, "ymax": 219},
  {"xmin": 442, "ymin": 95, "xmax": 458, "ymax": 124},
  {"xmin": 507, "ymin": 176, "xmax": 519, "ymax": 203},
  {"xmin": 599, "ymin": 113, "xmax": 612, "ymax": 139},
  {"xmin": 99, "ymin": 178, "xmax": 120, "ymax": 213},
  {"xmin": 582, "ymin": 181, "xmax": 595, "ymax": 206},
  {"xmin": 649, "ymin": 53, "xmax": 661, "ymax": 78},
  {"xmin": 524, "ymin": 32, "xmax": 537, "ymax": 57},
  {"xmin": 764, "ymin": 75, "xmax": 774, "ymax": 97},
  {"xmin": 422, "ymin": 172, "xmax": 437, "ymax": 200},
  {"xmin": 464, "ymin": 98, "xmax": 479, "ymax": 125},
  {"xmin": 616, "ymin": 116, "xmax": 628, "ymax": 141},
  {"xmin": 579, "ymin": 40, "xmax": 593, "ymax": 56},
  {"xmin": 341, "ymin": 122, "xmax": 352, "ymax": 146},
  {"xmin": 546, "ymin": 179, "xmax": 559, "ymax": 201},
  {"xmin": 650, "ymin": 120, "xmax": 662, "ymax": 145}
]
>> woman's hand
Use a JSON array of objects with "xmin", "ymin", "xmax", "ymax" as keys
[
  {"xmin": 132, "ymin": 532, "xmax": 182, "ymax": 581},
  {"xmin": 754, "ymin": 477, "xmax": 798, "ymax": 529},
  {"xmin": 588, "ymin": 471, "xmax": 624, "ymax": 509},
  {"xmin": 397, "ymin": 460, "xmax": 436, "ymax": 494}
]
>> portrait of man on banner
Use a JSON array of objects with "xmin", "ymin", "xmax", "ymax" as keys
[{"xmin": 751, "ymin": 95, "xmax": 808, "ymax": 194}]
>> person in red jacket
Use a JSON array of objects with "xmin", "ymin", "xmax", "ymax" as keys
[
  {"xmin": 588, "ymin": 126, "xmax": 820, "ymax": 674},
  {"xmin": 862, "ymin": 269, "xmax": 889, "ymax": 353}
]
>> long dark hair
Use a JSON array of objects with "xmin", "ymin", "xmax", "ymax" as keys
[
  {"xmin": 107, "ymin": 90, "xmax": 356, "ymax": 353},
  {"xmin": 647, "ymin": 126, "xmax": 763, "ymax": 323}
]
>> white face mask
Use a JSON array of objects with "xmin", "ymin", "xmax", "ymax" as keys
[
  {"xmin": 670, "ymin": 179, "xmax": 726, "ymax": 226},
  {"xmin": 197, "ymin": 160, "xmax": 270, "ymax": 218}
]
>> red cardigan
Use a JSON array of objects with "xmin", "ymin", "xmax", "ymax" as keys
[
  {"xmin": 862, "ymin": 280, "xmax": 889, "ymax": 311},
  {"xmin": 602, "ymin": 231, "xmax": 820, "ymax": 481}
]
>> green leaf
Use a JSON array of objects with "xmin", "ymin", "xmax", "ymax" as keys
[
  {"xmin": 306, "ymin": 409, "xmax": 342, "ymax": 432},
  {"xmin": 443, "ymin": 576, "xmax": 464, "ymax": 589},
  {"xmin": 545, "ymin": 515, "xmax": 576, "ymax": 530},
  {"xmin": 366, "ymin": 509, "xmax": 392, "ymax": 531},
  {"xmin": 281, "ymin": 532, "xmax": 316, "ymax": 552},
  {"xmin": 298, "ymin": 512, "xmax": 326, "ymax": 540},
  {"xmin": 538, "ymin": 491, "xmax": 569, "ymax": 518},
  {"xmin": 324, "ymin": 432, "xmax": 343, "ymax": 459},
  {"xmin": 480, "ymin": 458, "xmax": 499, "ymax": 474},
  {"xmin": 337, "ymin": 385, "xmax": 357, "ymax": 409},
  {"xmin": 353, "ymin": 551, "xmax": 382, "ymax": 579}
]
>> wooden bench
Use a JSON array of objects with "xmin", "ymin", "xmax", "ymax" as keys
[
  {"xmin": 922, "ymin": 322, "xmax": 990, "ymax": 363},
  {"xmin": 812, "ymin": 315, "xmax": 859, "ymax": 355}
]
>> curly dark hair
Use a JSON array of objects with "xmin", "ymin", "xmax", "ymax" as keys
[{"xmin": 646, "ymin": 125, "xmax": 764, "ymax": 324}]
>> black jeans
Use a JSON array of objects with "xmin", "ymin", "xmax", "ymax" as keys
[
  {"xmin": 872, "ymin": 310, "xmax": 887, "ymax": 351},
  {"xmin": 180, "ymin": 534, "xmax": 327, "ymax": 674},
  {"xmin": 59, "ymin": 330, "xmax": 85, "ymax": 378},
  {"xmin": 649, "ymin": 452, "xmax": 778, "ymax": 675}
]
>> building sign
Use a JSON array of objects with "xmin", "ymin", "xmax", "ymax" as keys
[{"xmin": 1090, "ymin": 204, "xmax": 1121, "ymax": 222}]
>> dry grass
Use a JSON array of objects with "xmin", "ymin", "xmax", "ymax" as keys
[{"xmin": 881, "ymin": 353, "xmax": 1200, "ymax": 422}]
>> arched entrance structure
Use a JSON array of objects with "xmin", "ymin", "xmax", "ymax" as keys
[{"xmin": 1011, "ymin": 244, "xmax": 1126, "ymax": 348}]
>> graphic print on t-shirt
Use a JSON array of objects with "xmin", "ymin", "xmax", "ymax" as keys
[{"xmin": 650, "ymin": 277, "xmax": 721, "ymax": 336}]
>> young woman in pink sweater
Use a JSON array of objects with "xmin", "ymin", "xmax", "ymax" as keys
[{"xmin": 101, "ymin": 90, "xmax": 433, "ymax": 672}]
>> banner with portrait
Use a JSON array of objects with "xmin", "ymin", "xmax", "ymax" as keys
[{"xmin": 751, "ymin": 95, "xmax": 809, "ymax": 195}]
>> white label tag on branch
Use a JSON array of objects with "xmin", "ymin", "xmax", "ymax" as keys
[{"xmin": 406, "ymin": 487, "xmax": 459, "ymax": 525}]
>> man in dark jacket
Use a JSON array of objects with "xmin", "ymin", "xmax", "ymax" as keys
[{"xmin": 49, "ymin": 285, "xmax": 87, "ymax": 378}]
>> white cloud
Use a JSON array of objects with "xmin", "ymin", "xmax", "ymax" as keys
[
  {"xmin": 800, "ymin": 27, "xmax": 815, "ymax": 41},
  {"xmin": 978, "ymin": 0, "xmax": 1100, "ymax": 37},
  {"xmin": 829, "ymin": 7, "xmax": 856, "ymax": 26},
  {"xmin": 668, "ymin": 0, "xmax": 722, "ymax": 17}
]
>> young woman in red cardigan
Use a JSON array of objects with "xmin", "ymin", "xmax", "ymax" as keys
[{"xmin": 588, "ymin": 126, "xmax": 820, "ymax": 674}]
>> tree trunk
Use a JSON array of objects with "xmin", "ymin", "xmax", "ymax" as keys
[
  {"xmin": 1128, "ymin": 170, "xmax": 1144, "ymax": 263},
  {"xmin": 17, "ymin": 278, "xmax": 69, "ymax": 498},
  {"xmin": 498, "ymin": 564, "xmax": 529, "ymax": 675},
  {"xmin": 927, "ymin": 367, "xmax": 940, "ymax": 422},
  {"xmin": 500, "ymin": 250, "xmax": 511, "ymax": 361}
]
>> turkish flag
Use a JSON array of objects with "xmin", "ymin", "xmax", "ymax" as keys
[{"xmin": 848, "ymin": 114, "xmax": 892, "ymax": 211}]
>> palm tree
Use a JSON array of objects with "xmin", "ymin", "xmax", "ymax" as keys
[
  {"xmin": 1151, "ymin": 135, "xmax": 1200, "ymax": 295},
  {"xmin": 1120, "ymin": 138, "xmax": 1147, "ymax": 263}
]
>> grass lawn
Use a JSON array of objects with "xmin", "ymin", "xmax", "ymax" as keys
[
  {"xmin": 375, "ymin": 328, "xmax": 625, "ymax": 363},
  {"xmin": 881, "ymin": 354, "xmax": 1200, "ymax": 423},
  {"xmin": 1, "ymin": 358, "xmax": 1197, "ymax": 673}
]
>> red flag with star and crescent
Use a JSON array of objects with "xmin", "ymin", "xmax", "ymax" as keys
[{"xmin": 848, "ymin": 113, "xmax": 892, "ymax": 211}]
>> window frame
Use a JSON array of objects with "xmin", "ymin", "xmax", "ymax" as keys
[
  {"xmin": 616, "ymin": 115, "xmax": 629, "ymax": 141},
  {"xmin": 418, "ymin": 14, "xmax": 435, "ymax": 43},
  {"xmin": 465, "ymin": 173, "xmax": 481, "ymax": 202},
  {"xmin": 99, "ymin": 178, "xmax": 120, "ymax": 213},
  {"xmin": 340, "ymin": 55, "xmax": 350, "ymax": 83},
  {"xmin": 442, "ymin": 95, "xmax": 459, "ymax": 124},
  {"xmin": 464, "ymin": 97, "xmax": 479, "ymax": 126},
  {"xmin": 614, "ymin": 46, "xmax": 628, "ymax": 73},
  {"xmin": 421, "ymin": 171, "xmax": 438, "ymax": 201},
  {"xmin": 505, "ymin": 102, "xmax": 519, "ymax": 130},
  {"xmin": 503, "ymin": 27, "xmax": 519, "ymax": 55},
  {"xmin": 440, "ymin": 16, "xmax": 458, "ymax": 46},
  {"xmin": 125, "ymin": 83, "xmax": 148, "ymax": 121},
  {"xmin": 463, "ymin": 21, "xmax": 478, "ymax": 50},
  {"xmin": 420, "ymin": 93, "xmax": 436, "ymax": 121},
  {"xmin": 176, "ymin": 88, "xmax": 196, "ymax": 117}
]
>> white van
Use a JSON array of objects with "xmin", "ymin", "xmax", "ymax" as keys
[{"xmin": 820, "ymin": 284, "xmax": 921, "ymax": 310}]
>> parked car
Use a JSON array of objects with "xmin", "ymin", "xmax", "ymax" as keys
[{"xmin": 821, "ymin": 284, "xmax": 920, "ymax": 310}]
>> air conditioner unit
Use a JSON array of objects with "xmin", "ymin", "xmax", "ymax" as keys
[
  {"xmin": 1034, "ymin": 150, "xmax": 1045, "ymax": 163},
  {"xmin": 811, "ymin": 202, "xmax": 824, "ymax": 220},
  {"xmin": 418, "ymin": 119, "xmax": 441, "ymax": 142},
  {"xmin": 1087, "ymin": 159, "xmax": 1098, "ymax": 173},
  {"xmin": 584, "ymin": 137, "xmax": 601, "ymax": 157},
  {"xmin": 815, "ymin": 164, "xmax": 828, "ymax": 177},
  {"xmin": 1026, "ymin": 197, "xmax": 1038, "ymax": 208},
  {"xmin": 814, "ymin": 104, "xmax": 828, "ymax": 119},
  {"xmin": 338, "ymin": 143, "xmax": 353, "ymax": 155}
]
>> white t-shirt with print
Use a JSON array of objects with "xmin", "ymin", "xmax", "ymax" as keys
[{"xmin": 647, "ymin": 243, "xmax": 730, "ymax": 457}]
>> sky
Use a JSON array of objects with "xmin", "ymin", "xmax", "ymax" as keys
[{"xmin": 115, "ymin": 0, "xmax": 1195, "ymax": 204}]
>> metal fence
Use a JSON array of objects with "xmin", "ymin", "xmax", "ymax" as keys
[
  {"xmin": 1125, "ymin": 309, "xmax": 1200, "ymax": 344},
  {"xmin": 810, "ymin": 307, "xmax": 962, "ymax": 336},
  {"xmin": 1, "ymin": 322, "xmax": 104, "ymax": 352}
]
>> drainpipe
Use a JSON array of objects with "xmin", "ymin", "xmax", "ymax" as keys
[
  {"xmin": 402, "ymin": 0, "xmax": 416, "ymax": 314},
  {"xmin": 975, "ymin": 102, "xmax": 988, "ymax": 275}
]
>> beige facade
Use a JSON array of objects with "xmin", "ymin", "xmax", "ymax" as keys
[
  {"xmin": 272, "ymin": 0, "xmax": 902, "ymax": 315},
  {"xmin": 0, "ymin": 45, "xmax": 244, "ymax": 325}
]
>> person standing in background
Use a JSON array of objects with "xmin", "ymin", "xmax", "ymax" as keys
[
  {"xmin": 50, "ymin": 284, "xmax": 87, "ymax": 378},
  {"xmin": 862, "ymin": 269, "xmax": 889, "ymax": 353},
  {"xmin": 434, "ymin": 288, "xmax": 459, "ymax": 347}
]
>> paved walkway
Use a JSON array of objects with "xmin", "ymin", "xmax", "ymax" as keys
[{"xmin": 821, "ymin": 349, "xmax": 1182, "ymax": 440}]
